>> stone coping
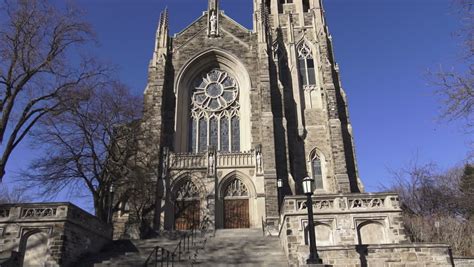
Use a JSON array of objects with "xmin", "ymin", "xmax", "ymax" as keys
[
  {"xmin": 297, "ymin": 243, "xmax": 451, "ymax": 251},
  {"xmin": 283, "ymin": 192, "xmax": 400, "ymax": 200}
]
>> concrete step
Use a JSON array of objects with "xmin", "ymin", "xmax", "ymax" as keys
[
  {"xmin": 76, "ymin": 229, "xmax": 288, "ymax": 266},
  {"xmin": 192, "ymin": 229, "xmax": 288, "ymax": 266}
]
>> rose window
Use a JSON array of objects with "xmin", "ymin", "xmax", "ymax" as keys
[
  {"xmin": 189, "ymin": 69, "xmax": 240, "ymax": 153},
  {"xmin": 192, "ymin": 69, "xmax": 238, "ymax": 111}
]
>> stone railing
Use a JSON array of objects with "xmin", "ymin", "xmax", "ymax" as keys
[
  {"xmin": 0, "ymin": 203, "xmax": 111, "ymax": 236},
  {"xmin": 169, "ymin": 151, "xmax": 256, "ymax": 170},
  {"xmin": 0, "ymin": 203, "xmax": 68, "ymax": 222},
  {"xmin": 217, "ymin": 151, "xmax": 255, "ymax": 168},
  {"xmin": 169, "ymin": 152, "xmax": 207, "ymax": 169},
  {"xmin": 282, "ymin": 193, "xmax": 401, "ymax": 214}
]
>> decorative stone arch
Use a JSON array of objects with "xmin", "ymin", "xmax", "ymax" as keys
[
  {"xmin": 217, "ymin": 171, "xmax": 257, "ymax": 200},
  {"xmin": 19, "ymin": 228, "xmax": 51, "ymax": 267},
  {"xmin": 216, "ymin": 171, "xmax": 258, "ymax": 229},
  {"xmin": 174, "ymin": 48, "xmax": 253, "ymax": 152},
  {"xmin": 304, "ymin": 222, "xmax": 334, "ymax": 246},
  {"xmin": 296, "ymin": 38, "xmax": 323, "ymax": 109},
  {"xmin": 307, "ymin": 148, "xmax": 328, "ymax": 192},
  {"xmin": 170, "ymin": 173, "xmax": 206, "ymax": 200},
  {"xmin": 170, "ymin": 175, "xmax": 204, "ymax": 230},
  {"xmin": 356, "ymin": 220, "xmax": 387, "ymax": 245}
]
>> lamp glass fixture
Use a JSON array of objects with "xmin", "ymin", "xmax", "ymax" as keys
[{"xmin": 302, "ymin": 176, "xmax": 313, "ymax": 194}]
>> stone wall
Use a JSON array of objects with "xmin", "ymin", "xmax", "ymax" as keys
[
  {"xmin": 297, "ymin": 243, "xmax": 453, "ymax": 267},
  {"xmin": 0, "ymin": 203, "xmax": 112, "ymax": 267},
  {"xmin": 278, "ymin": 193, "xmax": 458, "ymax": 266}
]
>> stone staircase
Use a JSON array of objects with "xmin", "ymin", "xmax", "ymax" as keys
[
  {"xmin": 75, "ymin": 229, "xmax": 288, "ymax": 266},
  {"xmin": 193, "ymin": 229, "xmax": 288, "ymax": 267},
  {"xmin": 75, "ymin": 232, "xmax": 206, "ymax": 267}
]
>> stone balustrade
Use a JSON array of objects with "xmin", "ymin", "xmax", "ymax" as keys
[
  {"xmin": 217, "ymin": 151, "xmax": 255, "ymax": 168},
  {"xmin": 0, "ymin": 203, "xmax": 109, "ymax": 234},
  {"xmin": 282, "ymin": 192, "xmax": 401, "ymax": 215},
  {"xmin": 170, "ymin": 152, "xmax": 207, "ymax": 169},
  {"xmin": 169, "ymin": 151, "xmax": 256, "ymax": 170}
]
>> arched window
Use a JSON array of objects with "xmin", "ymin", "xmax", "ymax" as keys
[
  {"xmin": 297, "ymin": 42, "xmax": 316, "ymax": 87},
  {"xmin": 189, "ymin": 69, "xmax": 240, "ymax": 153},
  {"xmin": 311, "ymin": 153, "xmax": 324, "ymax": 190}
]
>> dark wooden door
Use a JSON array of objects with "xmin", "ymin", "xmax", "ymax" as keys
[
  {"xmin": 224, "ymin": 199, "xmax": 249, "ymax": 229},
  {"xmin": 174, "ymin": 200, "xmax": 200, "ymax": 230}
]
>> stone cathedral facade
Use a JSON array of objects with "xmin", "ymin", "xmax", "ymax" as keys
[
  {"xmin": 111, "ymin": 0, "xmax": 454, "ymax": 265},
  {"xmin": 0, "ymin": 1, "xmax": 461, "ymax": 266},
  {"xmin": 138, "ymin": 0, "xmax": 365, "ymax": 231}
]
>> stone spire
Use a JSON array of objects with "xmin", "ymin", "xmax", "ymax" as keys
[
  {"xmin": 156, "ymin": 8, "xmax": 169, "ymax": 51},
  {"xmin": 207, "ymin": 0, "xmax": 219, "ymax": 37},
  {"xmin": 153, "ymin": 8, "xmax": 169, "ymax": 65}
]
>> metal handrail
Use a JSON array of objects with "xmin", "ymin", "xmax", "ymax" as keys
[
  {"xmin": 144, "ymin": 225, "xmax": 200, "ymax": 267},
  {"xmin": 144, "ymin": 246, "xmax": 174, "ymax": 267}
]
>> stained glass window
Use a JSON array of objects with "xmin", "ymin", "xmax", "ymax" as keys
[
  {"xmin": 312, "ymin": 157, "xmax": 324, "ymax": 189},
  {"xmin": 231, "ymin": 116, "xmax": 240, "ymax": 152},
  {"xmin": 189, "ymin": 69, "xmax": 240, "ymax": 152},
  {"xmin": 298, "ymin": 42, "xmax": 316, "ymax": 86},
  {"xmin": 209, "ymin": 117, "xmax": 218, "ymax": 148},
  {"xmin": 198, "ymin": 117, "xmax": 207, "ymax": 152},
  {"xmin": 189, "ymin": 118, "xmax": 197, "ymax": 153},
  {"xmin": 220, "ymin": 117, "xmax": 229, "ymax": 152}
]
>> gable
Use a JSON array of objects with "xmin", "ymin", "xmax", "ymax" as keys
[{"xmin": 173, "ymin": 12, "xmax": 253, "ymax": 53}]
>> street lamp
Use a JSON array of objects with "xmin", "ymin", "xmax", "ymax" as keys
[
  {"xmin": 107, "ymin": 184, "xmax": 115, "ymax": 225},
  {"xmin": 277, "ymin": 178, "xmax": 283, "ymax": 211},
  {"xmin": 302, "ymin": 177, "xmax": 323, "ymax": 264}
]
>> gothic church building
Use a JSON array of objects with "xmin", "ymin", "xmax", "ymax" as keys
[
  {"xmin": 136, "ymin": 0, "xmax": 365, "ymax": 231},
  {"xmin": 114, "ymin": 0, "xmax": 454, "ymax": 265}
]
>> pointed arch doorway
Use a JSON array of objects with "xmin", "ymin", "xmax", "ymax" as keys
[
  {"xmin": 174, "ymin": 180, "xmax": 201, "ymax": 230},
  {"xmin": 223, "ymin": 178, "xmax": 250, "ymax": 229}
]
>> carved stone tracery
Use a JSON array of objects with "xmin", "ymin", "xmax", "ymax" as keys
[
  {"xmin": 175, "ymin": 180, "xmax": 200, "ymax": 200},
  {"xmin": 21, "ymin": 208, "xmax": 57, "ymax": 218},
  {"xmin": 224, "ymin": 179, "xmax": 249, "ymax": 197}
]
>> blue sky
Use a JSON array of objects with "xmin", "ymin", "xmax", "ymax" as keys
[{"xmin": 4, "ymin": 0, "xmax": 471, "ymax": 209}]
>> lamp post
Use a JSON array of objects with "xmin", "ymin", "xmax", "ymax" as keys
[
  {"xmin": 302, "ymin": 177, "xmax": 323, "ymax": 264},
  {"xmin": 107, "ymin": 184, "xmax": 115, "ymax": 224},
  {"xmin": 277, "ymin": 178, "xmax": 283, "ymax": 210}
]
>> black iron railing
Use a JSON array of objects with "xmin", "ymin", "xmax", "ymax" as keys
[
  {"xmin": 144, "ymin": 246, "xmax": 174, "ymax": 267},
  {"xmin": 144, "ymin": 229, "xmax": 198, "ymax": 267}
]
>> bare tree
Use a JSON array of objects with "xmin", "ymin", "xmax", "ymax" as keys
[
  {"xmin": 388, "ymin": 161, "xmax": 474, "ymax": 256},
  {"xmin": 0, "ymin": 184, "xmax": 30, "ymax": 204},
  {"xmin": 24, "ymin": 81, "xmax": 142, "ymax": 222},
  {"xmin": 432, "ymin": 0, "xmax": 473, "ymax": 130},
  {"xmin": 0, "ymin": 0, "xmax": 107, "ymax": 181}
]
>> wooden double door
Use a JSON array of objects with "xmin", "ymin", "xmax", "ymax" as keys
[
  {"xmin": 174, "ymin": 200, "xmax": 200, "ymax": 230},
  {"xmin": 224, "ymin": 199, "xmax": 249, "ymax": 229}
]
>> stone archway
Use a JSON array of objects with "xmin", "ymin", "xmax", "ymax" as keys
[
  {"xmin": 20, "ymin": 230, "xmax": 49, "ymax": 267},
  {"xmin": 223, "ymin": 178, "xmax": 250, "ymax": 229},
  {"xmin": 173, "ymin": 179, "xmax": 201, "ymax": 230},
  {"xmin": 174, "ymin": 49, "xmax": 253, "ymax": 152}
]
